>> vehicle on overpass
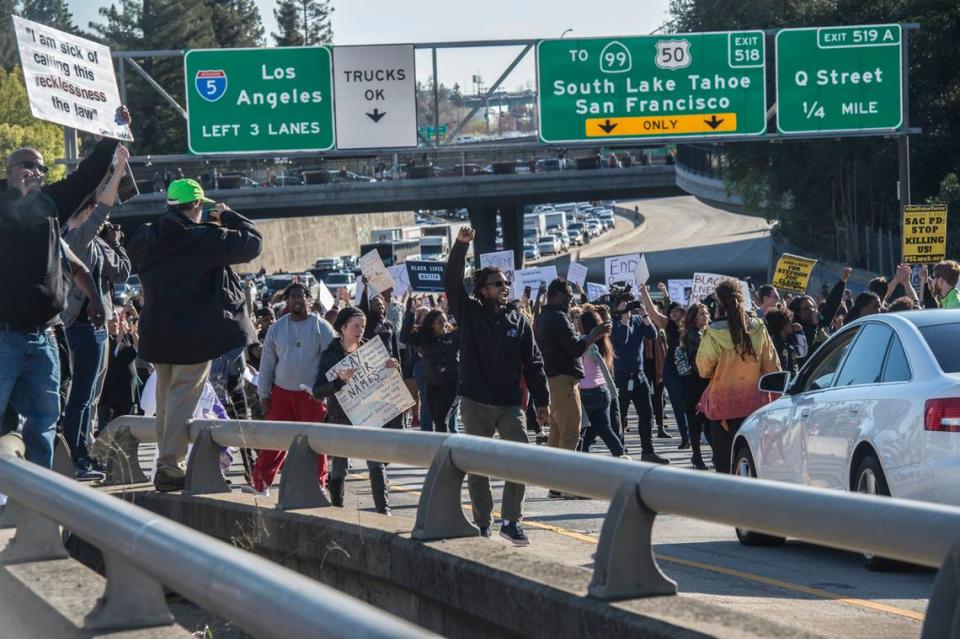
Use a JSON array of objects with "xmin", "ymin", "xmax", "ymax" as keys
[
  {"xmin": 734, "ymin": 311, "xmax": 960, "ymax": 565},
  {"xmin": 534, "ymin": 158, "xmax": 566, "ymax": 172},
  {"xmin": 359, "ymin": 240, "xmax": 420, "ymax": 267},
  {"xmin": 420, "ymin": 235, "xmax": 449, "ymax": 261},
  {"xmin": 523, "ymin": 242, "xmax": 541, "ymax": 261},
  {"xmin": 537, "ymin": 236, "xmax": 560, "ymax": 257},
  {"xmin": 595, "ymin": 208, "xmax": 616, "ymax": 229},
  {"xmin": 565, "ymin": 222, "xmax": 587, "ymax": 246},
  {"xmin": 585, "ymin": 218, "xmax": 603, "ymax": 237},
  {"xmin": 321, "ymin": 271, "xmax": 357, "ymax": 298}
]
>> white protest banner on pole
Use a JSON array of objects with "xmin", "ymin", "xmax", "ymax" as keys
[
  {"xmin": 325, "ymin": 338, "xmax": 414, "ymax": 427},
  {"xmin": 604, "ymin": 253, "xmax": 641, "ymax": 287},
  {"xmin": 586, "ymin": 282, "xmax": 610, "ymax": 301},
  {"xmin": 12, "ymin": 15, "xmax": 132, "ymax": 141},
  {"xmin": 668, "ymin": 279, "xmax": 694, "ymax": 306},
  {"xmin": 359, "ymin": 249, "xmax": 396, "ymax": 294},
  {"xmin": 511, "ymin": 266, "xmax": 557, "ymax": 300},
  {"xmin": 566, "ymin": 262, "xmax": 588, "ymax": 289},
  {"xmin": 316, "ymin": 280, "xmax": 336, "ymax": 312},
  {"xmin": 479, "ymin": 250, "xmax": 516, "ymax": 280},
  {"xmin": 387, "ymin": 264, "xmax": 410, "ymax": 298},
  {"xmin": 634, "ymin": 254, "xmax": 650, "ymax": 287}
]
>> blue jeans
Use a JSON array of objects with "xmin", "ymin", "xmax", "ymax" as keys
[
  {"xmin": 662, "ymin": 363, "xmax": 690, "ymax": 442},
  {"xmin": 63, "ymin": 323, "xmax": 108, "ymax": 470},
  {"xmin": 0, "ymin": 328, "xmax": 60, "ymax": 468},
  {"xmin": 579, "ymin": 385, "xmax": 625, "ymax": 457},
  {"xmin": 413, "ymin": 359, "xmax": 434, "ymax": 432}
]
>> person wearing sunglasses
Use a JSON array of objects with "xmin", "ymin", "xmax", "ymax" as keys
[
  {"xmin": 2, "ymin": 106, "xmax": 132, "ymax": 225},
  {"xmin": 444, "ymin": 226, "xmax": 550, "ymax": 546}
]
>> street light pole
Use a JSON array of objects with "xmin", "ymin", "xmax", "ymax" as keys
[{"xmin": 560, "ymin": 28, "xmax": 574, "ymax": 39}]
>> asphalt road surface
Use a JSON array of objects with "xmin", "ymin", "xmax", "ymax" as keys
[{"xmin": 537, "ymin": 195, "xmax": 774, "ymax": 284}]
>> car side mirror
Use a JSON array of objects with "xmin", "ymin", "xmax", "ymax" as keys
[{"xmin": 759, "ymin": 371, "xmax": 791, "ymax": 394}]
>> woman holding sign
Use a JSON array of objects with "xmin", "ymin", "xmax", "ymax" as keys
[{"xmin": 312, "ymin": 307, "xmax": 398, "ymax": 515}]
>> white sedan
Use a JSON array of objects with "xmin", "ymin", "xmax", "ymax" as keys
[{"xmin": 733, "ymin": 311, "xmax": 960, "ymax": 565}]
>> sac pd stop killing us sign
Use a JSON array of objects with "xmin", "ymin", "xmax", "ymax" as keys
[{"xmin": 184, "ymin": 46, "xmax": 335, "ymax": 154}]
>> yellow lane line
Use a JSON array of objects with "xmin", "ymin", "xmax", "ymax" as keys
[{"xmin": 349, "ymin": 475, "xmax": 925, "ymax": 622}]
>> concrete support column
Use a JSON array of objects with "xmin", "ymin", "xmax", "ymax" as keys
[
  {"xmin": 499, "ymin": 204, "xmax": 525, "ymax": 270},
  {"xmin": 468, "ymin": 205, "xmax": 497, "ymax": 266}
]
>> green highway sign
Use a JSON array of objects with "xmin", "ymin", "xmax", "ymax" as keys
[
  {"xmin": 776, "ymin": 24, "xmax": 903, "ymax": 134},
  {"xmin": 536, "ymin": 31, "xmax": 767, "ymax": 143},
  {"xmin": 184, "ymin": 46, "xmax": 334, "ymax": 154}
]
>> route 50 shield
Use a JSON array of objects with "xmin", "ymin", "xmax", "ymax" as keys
[
  {"xmin": 655, "ymin": 39, "xmax": 692, "ymax": 70},
  {"xmin": 195, "ymin": 70, "xmax": 227, "ymax": 102}
]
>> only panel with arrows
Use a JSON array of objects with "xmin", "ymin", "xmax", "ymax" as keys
[
  {"xmin": 537, "ymin": 31, "xmax": 767, "ymax": 143},
  {"xmin": 333, "ymin": 44, "xmax": 418, "ymax": 150}
]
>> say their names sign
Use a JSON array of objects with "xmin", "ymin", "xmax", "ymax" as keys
[
  {"xmin": 325, "ymin": 338, "xmax": 414, "ymax": 428},
  {"xmin": 13, "ymin": 15, "xmax": 132, "ymax": 141}
]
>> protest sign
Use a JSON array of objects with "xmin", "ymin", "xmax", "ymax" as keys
[
  {"xmin": 12, "ymin": 15, "xmax": 132, "ymax": 141},
  {"xmin": 604, "ymin": 253, "xmax": 642, "ymax": 287},
  {"xmin": 772, "ymin": 254, "xmax": 818, "ymax": 293},
  {"xmin": 511, "ymin": 266, "xmax": 558, "ymax": 299},
  {"xmin": 692, "ymin": 273, "xmax": 751, "ymax": 303},
  {"xmin": 668, "ymin": 279, "xmax": 694, "ymax": 306},
  {"xmin": 634, "ymin": 254, "xmax": 650, "ymax": 287},
  {"xmin": 479, "ymin": 250, "xmax": 516, "ymax": 280},
  {"xmin": 586, "ymin": 282, "xmax": 610, "ymax": 301},
  {"xmin": 359, "ymin": 249, "xmax": 395, "ymax": 294},
  {"xmin": 566, "ymin": 262, "xmax": 588, "ymax": 289},
  {"xmin": 387, "ymin": 264, "xmax": 410, "ymax": 297},
  {"xmin": 316, "ymin": 280, "xmax": 336, "ymax": 312},
  {"xmin": 406, "ymin": 260, "xmax": 446, "ymax": 292},
  {"xmin": 902, "ymin": 204, "xmax": 948, "ymax": 265},
  {"xmin": 325, "ymin": 339, "xmax": 414, "ymax": 427}
]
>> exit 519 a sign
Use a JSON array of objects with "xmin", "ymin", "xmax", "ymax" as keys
[
  {"xmin": 536, "ymin": 31, "xmax": 767, "ymax": 143},
  {"xmin": 184, "ymin": 46, "xmax": 334, "ymax": 154}
]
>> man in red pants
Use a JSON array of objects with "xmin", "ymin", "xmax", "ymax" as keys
[{"xmin": 243, "ymin": 283, "xmax": 337, "ymax": 496}]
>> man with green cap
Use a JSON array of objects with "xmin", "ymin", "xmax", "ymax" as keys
[{"xmin": 128, "ymin": 178, "xmax": 262, "ymax": 492}]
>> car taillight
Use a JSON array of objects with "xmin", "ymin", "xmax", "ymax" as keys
[{"xmin": 924, "ymin": 398, "xmax": 960, "ymax": 432}]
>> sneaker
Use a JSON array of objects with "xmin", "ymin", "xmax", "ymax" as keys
[
  {"xmin": 500, "ymin": 521, "xmax": 530, "ymax": 546},
  {"xmin": 640, "ymin": 452, "xmax": 671, "ymax": 465},
  {"xmin": 240, "ymin": 485, "xmax": 270, "ymax": 497},
  {"xmin": 154, "ymin": 471, "xmax": 185, "ymax": 493},
  {"xmin": 479, "ymin": 526, "xmax": 492, "ymax": 538},
  {"xmin": 75, "ymin": 468, "xmax": 105, "ymax": 482}
]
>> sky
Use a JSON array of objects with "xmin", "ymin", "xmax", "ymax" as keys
[{"xmin": 69, "ymin": 0, "xmax": 672, "ymax": 92}]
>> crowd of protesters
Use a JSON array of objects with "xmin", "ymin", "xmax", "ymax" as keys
[{"xmin": 6, "ymin": 117, "xmax": 960, "ymax": 544}]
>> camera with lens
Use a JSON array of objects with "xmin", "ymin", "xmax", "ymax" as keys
[{"xmin": 608, "ymin": 281, "xmax": 644, "ymax": 311}]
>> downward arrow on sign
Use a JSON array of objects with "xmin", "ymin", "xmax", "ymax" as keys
[
  {"xmin": 597, "ymin": 119, "xmax": 618, "ymax": 134},
  {"xmin": 366, "ymin": 109, "xmax": 387, "ymax": 123},
  {"xmin": 704, "ymin": 115, "xmax": 724, "ymax": 130}
]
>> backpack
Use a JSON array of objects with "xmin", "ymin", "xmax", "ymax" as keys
[{"xmin": 0, "ymin": 191, "xmax": 70, "ymax": 328}]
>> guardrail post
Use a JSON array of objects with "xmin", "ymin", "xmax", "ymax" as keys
[
  {"xmin": 0, "ymin": 502, "xmax": 69, "ymax": 563},
  {"xmin": 412, "ymin": 442, "xmax": 478, "ymax": 540},
  {"xmin": 277, "ymin": 435, "xmax": 331, "ymax": 510},
  {"xmin": 183, "ymin": 428, "xmax": 231, "ymax": 495},
  {"xmin": 922, "ymin": 539, "xmax": 960, "ymax": 638},
  {"xmin": 97, "ymin": 426, "xmax": 148, "ymax": 485},
  {"xmin": 52, "ymin": 433, "xmax": 75, "ymax": 479},
  {"xmin": 588, "ymin": 480, "xmax": 677, "ymax": 600},
  {"xmin": 84, "ymin": 550, "xmax": 175, "ymax": 631}
]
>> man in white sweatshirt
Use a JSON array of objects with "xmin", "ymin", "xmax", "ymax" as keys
[{"xmin": 244, "ymin": 282, "xmax": 336, "ymax": 495}]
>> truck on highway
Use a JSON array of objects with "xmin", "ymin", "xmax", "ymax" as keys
[
  {"xmin": 542, "ymin": 210, "xmax": 568, "ymax": 234},
  {"xmin": 419, "ymin": 235, "xmax": 449, "ymax": 261},
  {"xmin": 370, "ymin": 226, "xmax": 422, "ymax": 243},
  {"xmin": 524, "ymin": 212, "xmax": 548, "ymax": 240},
  {"xmin": 359, "ymin": 240, "xmax": 420, "ymax": 267}
]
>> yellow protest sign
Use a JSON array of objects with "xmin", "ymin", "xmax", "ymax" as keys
[
  {"xmin": 902, "ymin": 204, "xmax": 948, "ymax": 265},
  {"xmin": 772, "ymin": 253, "xmax": 818, "ymax": 293}
]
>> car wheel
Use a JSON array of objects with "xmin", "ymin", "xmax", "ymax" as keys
[
  {"xmin": 733, "ymin": 447, "xmax": 787, "ymax": 547},
  {"xmin": 854, "ymin": 455, "xmax": 910, "ymax": 572}
]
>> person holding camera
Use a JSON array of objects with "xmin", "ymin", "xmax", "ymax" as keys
[
  {"xmin": 128, "ymin": 179, "xmax": 262, "ymax": 492},
  {"xmin": 610, "ymin": 289, "xmax": 669, "ymax": 465},
  {"xmin": 98, "ymin": 309, "xmax": 140, "ymax": 430}
]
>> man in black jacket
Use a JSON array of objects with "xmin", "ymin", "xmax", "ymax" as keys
[
  {"xmin": 535, "ymin": 279, "xmax": 608, "ymax": 457},
  {"xmin": 127, "ymin": 179, "xmax": 262, "ymax": 492},
  {"xmin": 445, "ymin": 227, "xmax": 549, "ymax": 546},
  {"xmin": 788, "ymin": 267, "xmax": 851, "ymax": 368}
]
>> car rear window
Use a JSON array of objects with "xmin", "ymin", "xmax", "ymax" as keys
[{"xmin": 920, "ymin": 324, "xmax": 960, "ymax": 373}]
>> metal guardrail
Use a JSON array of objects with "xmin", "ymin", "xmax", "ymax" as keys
[
  {"xmin": 0, "ymin": 433, "xmax": 435, "ymax": 638},
  {"xmin": 100, "ymin": 415, "xmax": 960, "ymax": 621}
]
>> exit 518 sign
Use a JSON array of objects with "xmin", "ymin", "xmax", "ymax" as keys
[
  {"xmin": 536, "ymin": 31, "xmax": 767, "ymax": 143},
  {"xmin": 184, "ymin": 46, "xmax": 334, "ymax": 154}
]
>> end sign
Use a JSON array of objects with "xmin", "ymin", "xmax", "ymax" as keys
[{"xmin": 185, "ymin": 46, "xmax": 334, "ymax": 154}]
